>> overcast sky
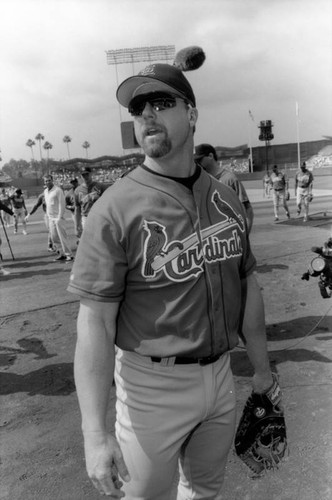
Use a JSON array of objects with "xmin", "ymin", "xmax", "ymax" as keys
[{"xmin": 0, "ymin": 0, "xmax": 331, "ymax": 165}]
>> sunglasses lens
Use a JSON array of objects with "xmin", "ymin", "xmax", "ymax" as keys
[
  {"xmin": 129, "ymin": 93, "xmax": 177, "ymax": 116},
  {"xmin": 129, "ymin": 100, "xmax": 145, "ymax": 116}
]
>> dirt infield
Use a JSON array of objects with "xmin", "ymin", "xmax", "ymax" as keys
[{"xmin": 1, "ymin": 194, "xmax": 332, "ymax": 499}]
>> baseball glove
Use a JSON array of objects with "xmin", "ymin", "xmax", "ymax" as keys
[
  {"xmin": 234, "ymin": 374, "xmax": 287, "ymax": 475},
  {"xmin": 308, "ymin": 193, "xmax": 313, "ymax": 202}
]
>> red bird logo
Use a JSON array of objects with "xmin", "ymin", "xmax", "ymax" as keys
[
  {"xmin": 212, "ymin": 191, "xmax": 245, "ymax": 232},
  {"xmin": 143, "ymin": 221, "xmax": 167, "ymax": 277}
]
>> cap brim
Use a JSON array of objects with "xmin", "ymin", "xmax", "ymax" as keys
[{"xmin": 116, "ymin": 76, "xmax": 188, "ymax": 107}]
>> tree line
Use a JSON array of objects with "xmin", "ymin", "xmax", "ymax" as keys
[
  {"xmin": 25, "ymin": 133, "xmax": 91, "ymax": 162},
  {"xmin": 1, "ymin": 134, "xmax": 91, "ymax": 179}
]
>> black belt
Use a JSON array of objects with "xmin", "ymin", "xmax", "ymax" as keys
[{"xmin": 151, "ymin": 354, "xmax": 221, "ymax": 366}]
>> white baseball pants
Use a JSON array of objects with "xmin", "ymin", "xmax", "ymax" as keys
[{"xmin": 114, "ymin": 349, "xmax": 236, "ymax": 500}]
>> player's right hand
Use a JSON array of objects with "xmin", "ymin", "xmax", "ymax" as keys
[{"xmin": 83, "ymin": 431, "xmax": 130, "ymax": 498}]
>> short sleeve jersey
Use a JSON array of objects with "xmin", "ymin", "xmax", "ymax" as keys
[
  {"xmin": 270, "ymin": 171, "xmax": 287, "ymax": 191},
  {"xmin": 10, "ymin": 195, "xmax": 26, "ymax": 210},
  {"xmin": 295, "ymin": 169, "xmax": 313, "ymax": 188},
  {"xmin": 216, "ymin": 169, "xmax": 250, "ymax": 203},
  {"xmin": 74, "ymin": 181, "xmax": 106, "ymax": 217},
  {"xmin": 68, "ymin": 167, "xmax": 256, "ymax": 358}
]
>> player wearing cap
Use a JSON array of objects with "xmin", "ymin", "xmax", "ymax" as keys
[
  {"xmin": 270, "ymin": 164, "xmax": 290, "ymax": 222},
  {"xmin": 295, "ymin": 161, "xmax": 314, "ymax": 222},
  {"xmin": 68, "ymin": 47, "xmax": 273, "ymax": 499},
  {"xmin": 65, "ymin": 178, "xmax": 82, "ymax": 240},
  {"xmin": 74, "ymin": 166, "xmax": 106, "ymax": 239},
  {"xmin": 195, "ymin": 143, "xmax": 254, "ymax": 232},
  {"xmin": 10, "ymin": 188, "xmax": 28, "ymax": 235}
]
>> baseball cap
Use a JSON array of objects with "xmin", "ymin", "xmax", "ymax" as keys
[
  {"xmin": 194, "ymin": 144, "xmax": 216, "ymax": 161},
  {"xmin": 81, "ymin": 166, "xmax": 92, "ymax": 175},
  {"xmin": 116, "ymin": 63, "xmax": 196, "ymax": 108}
]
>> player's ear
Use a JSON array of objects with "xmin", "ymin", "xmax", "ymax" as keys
[{"xmin": 187, "ymin": 107, "xmax": 198, "ymax": 128}]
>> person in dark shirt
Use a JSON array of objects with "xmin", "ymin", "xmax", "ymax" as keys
[
  {"xmin": 65, "ymin": 178, "xmax": 81, "ymax": 240},
  {"xmin": 74, "ymin": 167, "xmax": 106, "ymax": 239},
  {"xmin": 0, "ymin": 188, "xmax": 13, "ymax": 227},
  {"xmin": 0, "ymin": 201, "xmax": 14, "ymax": 275},
  {"xmin": 10, "ymin": 188, "xmax": 28, "ymax": 235}
]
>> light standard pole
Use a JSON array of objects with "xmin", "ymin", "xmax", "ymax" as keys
[{"xmin": 258, "ymin": 120, "xmax": 274, "ymax": 173}]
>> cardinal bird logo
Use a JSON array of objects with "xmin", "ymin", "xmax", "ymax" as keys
[
  {"xmin": 212, "ymin": 191, "xmax": 245, "ymax": 232},
  {"xmin": 142, "ymin": 221, "xmax": 167, "ymax": 277}
]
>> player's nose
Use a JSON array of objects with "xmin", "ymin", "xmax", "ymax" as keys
[{"xmin": 141, "ymin": 102, "xmax": 157, "ymax": 118}]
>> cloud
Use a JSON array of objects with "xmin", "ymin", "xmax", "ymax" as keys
[{"xmin": 0, "ymin": 0, "xmax": 331, "ymax": 163}]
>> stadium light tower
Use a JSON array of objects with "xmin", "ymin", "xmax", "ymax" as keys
[
  {"xmin": 106, "ymin": 45, "xmax": 175, "ymax": 151},
  {"xmin": 258, "ymin": 120, "xmax": 274, "ymax": 172}
]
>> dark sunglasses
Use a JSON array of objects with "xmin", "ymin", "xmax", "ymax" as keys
[{"xmin": 128, "ymin": 92, "xmax": 182, "ymax": 117}]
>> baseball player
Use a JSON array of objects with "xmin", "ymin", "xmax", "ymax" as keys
[
  {"xmin": 269, "ymin": 165, "xmax": 290, "ymax": 221},
  {"xmin": 68, "ymin": 50, "xmax": 273, "ymax": 499},
  {"xmin": 73, "ymin": 166, "xmax": 106, "ymax": 239},
  {"xmin": 10, "ymin": 188, "xmax": 28, "ymax": 235},
  {"xmin": 295, "ymin": 161, "xmax": 314, "ymax": 222}
]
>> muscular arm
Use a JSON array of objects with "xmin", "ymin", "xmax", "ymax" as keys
[
  {"xmin": 241, "ymin": 272, "xmax": 273, "ymax": 393},
  {"xmin": 74, "ymin": 298, "xmax": 130, "ymax": 496},
  {"xmin": 75, "ymin": 298, "xmax": 118, "ymax": 431}
]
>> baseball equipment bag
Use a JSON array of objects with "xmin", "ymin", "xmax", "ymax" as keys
[{"xmin": 234, "ymin": 374, "xmax": 287, "ymax": 475}]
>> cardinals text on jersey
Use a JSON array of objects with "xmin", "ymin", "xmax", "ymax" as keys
[{"xmin": 142, "ymin": 191, "xmax": 245, "ymax": 282}]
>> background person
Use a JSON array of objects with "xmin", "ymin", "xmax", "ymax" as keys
[
  {"xmin": 10, "ymin": 188, "xmax": 28, "ymax": 235},
  {"xmin": 269, "ymin": 164, "xmax": 290, "ymax": 221},
  {"xmin": 263, "ymin": 170, "xmax": 271, "ymax": 198},
  {"xmin": 65, "ymin": 178, "xmax": 81, "ymax": 241},
  {"xmin": 25, "ymin": 192, "xmax": 56, "ymax": 252},
  {"xmin": 68, "ymin": 54, "xmax": 274, "ymax": 499},
  {"xmin": 43, "ymin": 175, "xmax": 74, "ymax": 262},
  {"xmin": 74, "ymin": 166, "xmax": 106, "ymax": 239},
  {"xmin": 0, "ymin": 188, "xmax": 13, "ymax": 227},
  {"xmin": 195, "ymin": 143, "xmax": 254, "ymax": 232},
  {"xmin": 295, "ymin": 161, "xmax": 314, "ymax": 222},
  {"xmin": 0, "ymin": 200, "xmax": 14, "ymax": 275}
]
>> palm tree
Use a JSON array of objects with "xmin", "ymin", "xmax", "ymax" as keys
[
  {"xmin": 26, "ymin": 139, "xmax": 36, "ymax": 161},
  {"xmin": 82, "ymin": 141, "xmax": 90, "ymax": 159},
  {"xmin": 43, "ymin": 141, "xmax": 53, "ymax": 174},
  {"xmin": 35, "ymin": 133, "xmax": 45, "ymax": 161},
  {"xmin": 63, "ymin": 135, "xmax": 72, "ymax": 159},
  {"xmin": 43, "ymin": 141, "xmax": 53, "ymax": 159}
]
